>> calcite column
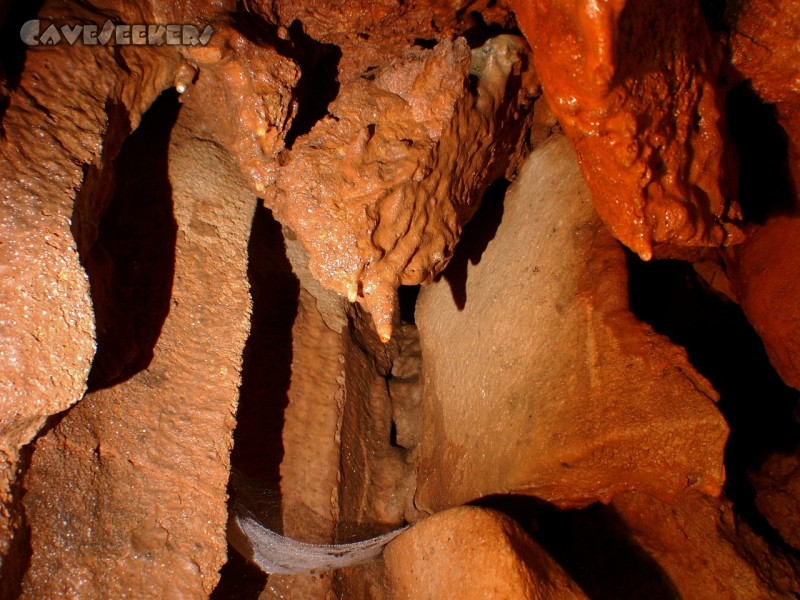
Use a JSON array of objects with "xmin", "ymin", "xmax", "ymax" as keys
[
  {"xmin": 22, "ymin": 91, "xmax": 256, "ymax": 598},
  {"xmin": 0, "ymin": 5, "xmax": 182, "ymax": 583}
]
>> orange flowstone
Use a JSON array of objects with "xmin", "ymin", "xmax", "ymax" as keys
[{"xmin": 511, "ymin": 0, "xmax": 743, "ymax": 259}]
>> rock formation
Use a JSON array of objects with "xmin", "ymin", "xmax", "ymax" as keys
[
  {"xmin": 0, "ymin": 0, "xmax": 799, "ymax": 598},
  {"xmin": 511, "ymin": 0, "xmax": 744, "ymax": 260}
]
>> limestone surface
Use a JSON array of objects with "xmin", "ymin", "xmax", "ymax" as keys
[
  {"xmin": 415, "ymin": 135, "xmax": 728, "ymax": 511},
  {"xmin": 383, "ymin": 506, "xmax": 588, "ymax": 600},
  {"xmin": 243, "ymin": 36, "xmax": 536, "ymax": 341}
]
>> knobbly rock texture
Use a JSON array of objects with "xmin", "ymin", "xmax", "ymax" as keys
[
  {"xmin": 415, "ymin": 135, "xmax": 728, "ymax": 511},
  {"xmin": 22, "ymin": 89, "xmax": 257, "ymax": 597},
  {"xmin": 2, "ymin": 0, "xmax": 800, "ymax": 597},
  {"xmin": 260, "ymin": 285, "xmax": 419, "ymax": 599},
  {"xmin": 243, "ymin": 0, "xmax": 518, "ymax": 83},
  {"xmin": 5, "ymin": 1, "xmax": 305, "ymax": 594},
  {"xmin": 383, "ymin": 506, "xmax": 588, "ymax": 600},
  {"xmin": 241, "ymin": 35, "xmax": 537, "ymax": 341},
  {"xmin": 511, "ymin": 0, "xmax": 743, "ymax": 260},
  {"xmin": 238, "ymin": 226, "xmax": 418, "ymax": 599},
  {"xmin": 0, "ymin": 0, "xmax": 185, "ymax": 586},
  {"xmin": 258, "ymin": 282, "xmax": 345, "ymax": 600}
]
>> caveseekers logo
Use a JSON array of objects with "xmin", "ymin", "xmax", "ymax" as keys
[{"xmin": 20, "ymin": 19, "xmax": 214, "ymax": 47}]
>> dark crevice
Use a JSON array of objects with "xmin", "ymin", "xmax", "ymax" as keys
[
  {"xmin": 74, "ymin": 89, "xmax": 180, "ymax": 392},
  {"xmin": 210, "ymin": 548, "xmax": 266, "ymax": 600},
  {"xmin": 398, "ymin": 285, "xmax": 420, "ymax": 324},
  {"xmin": 460, "ymin": 11, "xmax": 521, "ymax": 49},
  {"xmin": 388, "ymin": 420, "xmax": 400, "ymax": 448},
  {"xmin": 229, "ymin": 201, "xmax": 298, "ymax": 507},
  {"xmin": 413, "ymin": 37, "xmax": 437, "ymax": 49},
  {"xmin": 0, "ymin": 445, "xmax": 34, "ymax": 600},
  {"xmin": 627, "ymin": 254, "xmax": 800, "ymax": 557},
  {"xmin": 534, "ymin": 503, "xmax": 682, "ymax": 600},
  {"xmin": 473, "ymin": 495, "xmax": 681, "ymax": 599},
  {"xmin": 282, "ymin": 20, "xmax": 341, "ymax": 148},
  {"xmin": 442, "ymin": 178, "xmax": 509, "ymax": 310},
  {"xmin": 699, "ymin": 0, "xmax": 730, "ymax": 32},
  {"xmin": 234, "ymin": 8, "xmax": 341, "ymax": 150},
  {"xmin": 0, "ymin": 0, "xmax": 47, "ymax": 127},
  {"xmin": 726, "ymin": 82, "xmax": 796, "ymax": 223},
  {"xmin": 213, "ymin": 202, "xmax": 299, "ymax": 599}
]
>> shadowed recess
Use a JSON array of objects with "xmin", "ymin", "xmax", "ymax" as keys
[
  {"xmin": 535, "ymin": 503, "xmax": 682, "ymax": 600},
  {"xmin": 232, "ymin": 11, "xmax": 342, "ymax": 150},
  {"xmin": 398, "ymin": 285, "xmax": 420, "ymax": 324},
  {"xmin": 627, "ymin": 254, "xmax": 800, "ymax": 556},
  {"xmin": 283, "ymin": 20, "xmax": 342, "ymax": 148},
  {"xmin": 0, "ymin": 0, "xmax": 47, "ymax": 125},
  {"xmin": 74, "ymin": 89, "xmax": 180, "ymax": 391},
  {"xmin": 726, "ymin": 82, "xmax": 796, "ymax": 223},
  {"xmin": 459, "ymin": 9, "xmax": 521, "ymax": 48},
  {"xmin": 213, "ymin": 202, "xmax": 300, "ymax": 598},
  {"xmin": 442, "ymin": 177, "xmax": 509, "ymax": 310},
  {"xmin": 473, "ymin": 495, "xmax": 680, "ymax": 599}
]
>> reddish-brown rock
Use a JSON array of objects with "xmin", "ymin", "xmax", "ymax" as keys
[
  {"xmin": 1, "ymin": 1, "xmax": 797, "ymax": 597},
  {"xmin": 0, "ymin": 2, "xmax": 185, "ymax": 580},
  {"xmin": 16, "ymin": 21, "xmax": 303, "ymax": 586},
  {"xmin": 729, "ymin": 2, "xmax": 800, "ymax": 400},
  {"xmin": 732, "ymin": 0, "xmax": 800, "ymax": 193},
  {"xmin": 261, "ymin": 280, "xmax": 419, "ymax": 600},
  {"xmin": 414, "ymin": 135, "xmax": 728, "ymax": 511},
  {"xmin": 2, "ymin": 5, "xmax": 300, "ymax": 593},
  {"xmin": 21, "ymin": 89, "xmax": 259, "ymax": 596},
  {"xmin": 259, "ymin": 283, "xmax": 347, "ymax": 600},
  {"xmin": 238, "ymin": 35, "xmax": 536, "ymax": 341},
  {"xmin": 511, "ymin": 0, "xmax": 743, "ymax": 260},
  {"xmin": 243, "ymin": 0, "xmax": 518, "ymax": 83},
  {"xmin": 383, "ymin": 506, "xmax": 588, "ymax": 600},
  {"xmin": 613, "ymin": 490, "xmax": 800, "ymax": 598},
  {"xmin": 731, "ymin": 216, "xmax": 800, "ymax": 390},
  {"xmin": 751, "ymin": 450, "xmax": 800, "ymax": 551}
]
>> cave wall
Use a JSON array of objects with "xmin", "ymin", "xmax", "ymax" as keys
[{"xmin": 0, "ymin": 0, "xmax": 799, "ymax": 598}]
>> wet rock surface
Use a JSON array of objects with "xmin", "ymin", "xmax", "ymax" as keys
[
  {"xmin": 0, "ymin": 0, "xmax": 186, "ymax": 587},
  {"xmin": 242, "ymin": 34, "xmax": 537, "ymax": 340},
  {"xmin": 23, "ymin": 88, "xmax": 257, "ymax": 597},
  {"xmin": 512, "ymin": 0, "xmax": 744, "ymax": 260},
  {"xmin": 1, "ymin": 0, "xmax": 800, "ymax": 598},
  {"xmin": 732, "ymin": 0, "xmax": 800, "ymax": 191}
]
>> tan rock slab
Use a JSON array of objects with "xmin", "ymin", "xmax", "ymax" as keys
[
  {"xmin": 383, "ymin": 506, "xmax": 587, "ymax": 600},
  {"xmin": 415, "ymin": 135, "xmax": 728, "ymax": 511}
]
